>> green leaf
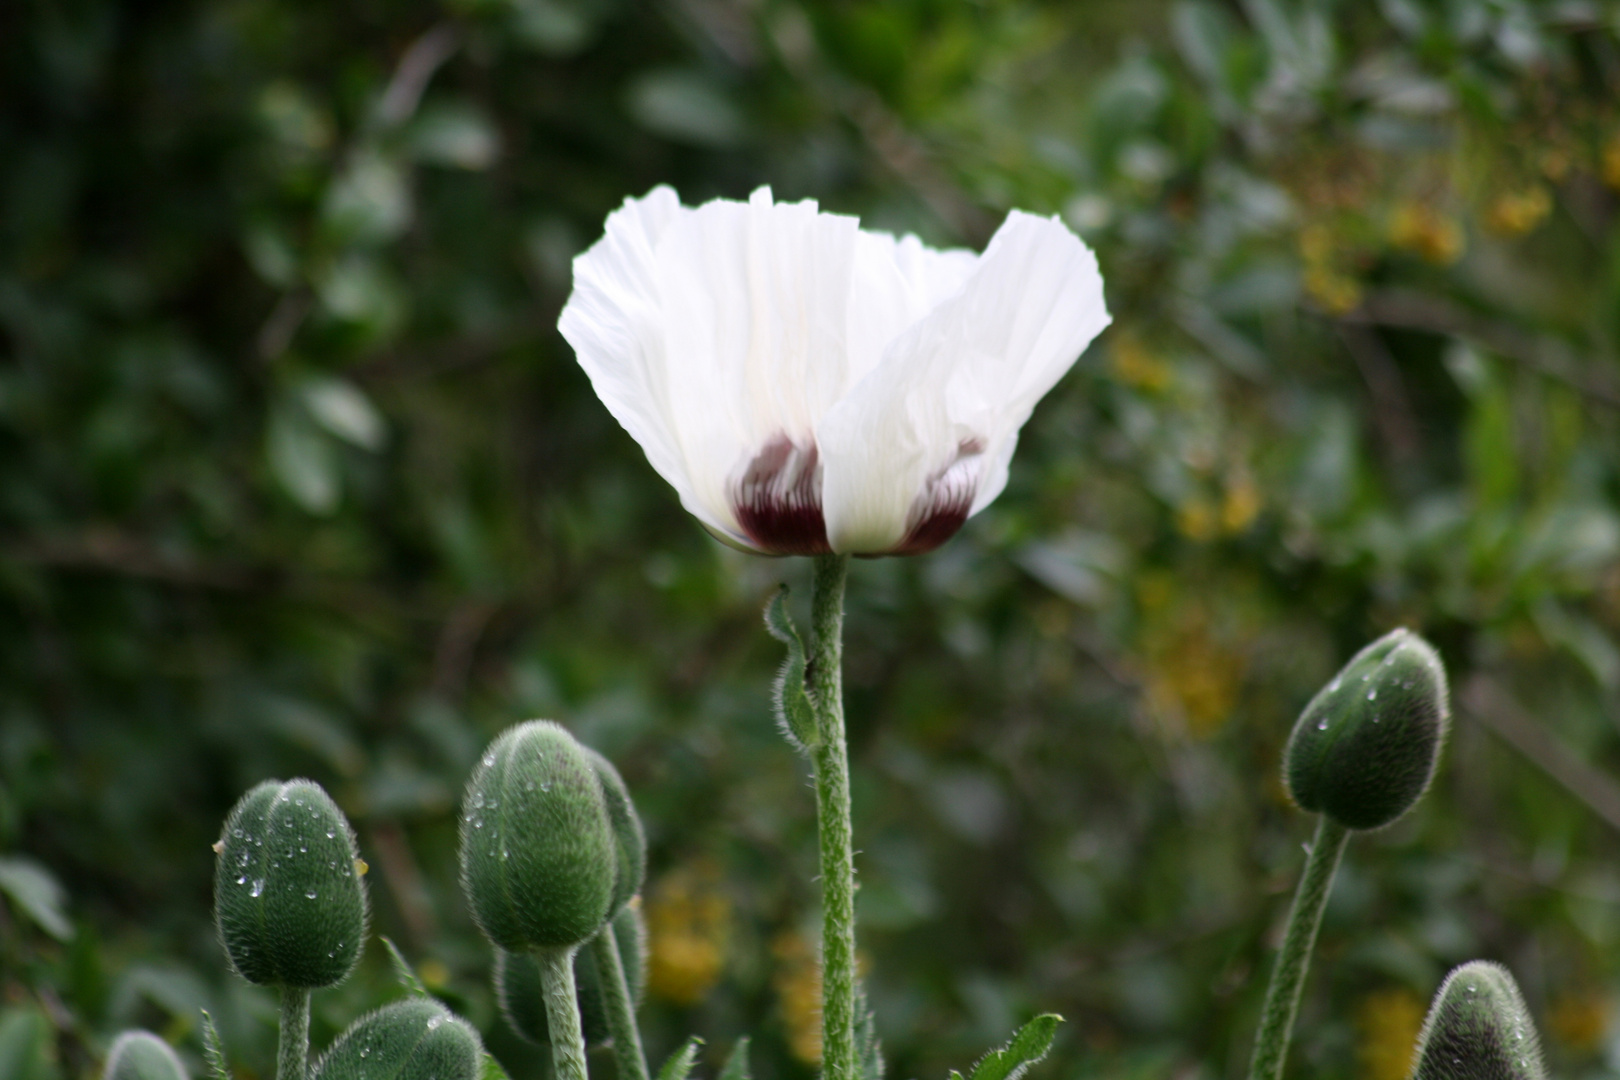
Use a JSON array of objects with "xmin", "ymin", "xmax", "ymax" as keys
[
  {"xmin": 717, "ymin": 1037, "xmax": 749, "ymax": 1080},
  {"xmin": 380, "ymin": 937, "xmax": 429, "ymax": 997},
  {"xmin": 199, "ymin": 1010, "xmax": 232, "ymax": 1080},
  {"xmin": 302, "ymin": 377, "xmax": 386, "ymax": 452},
  {"xmin": 479, "ymin": 1052, "xmax": 512, "ymax": 1080},
  {"xmin": 0, "ymin": 857, "xmax": 72, "ymax": 941},
  {"xmin": 967, "ymin": 1015, "xmax": 1062, "ymax": 1080},
  {"xmin": 0, "ymin": 1005, "xmax": 57, "ymax": 1080},
  {"xmin": 763, "ymin": 587, "xmax": 818, "ymax": 753},
  {"xmin": 855, "ymin": 981, "xmax": 883, "ymax": 1080},
  {"xmin": 655, "ymin": 1036, "xmax": 703, "ymax": 1080},
  {"xmin": 266, "ymin": 406, "xmax": 340, "ymax": 515}
]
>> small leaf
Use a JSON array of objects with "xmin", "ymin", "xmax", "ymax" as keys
[
  {"xmin": 380, "ymin": 937, "xmax": 429, "ymax": 997},
  {"xmin": 267, "ymin": 406, "xmax": 340, "ymax": 515},
  {"xmin": 0, "ymin": 856, "xmax": 72, "ymax": 942},
  {"xmin": 968, "ymin": 1015, "xmax": 1062, "ymax": 1080},
  {"xmin": 718, "ymin": 1037, "xmax": 750, "ymax": 1080},
  {"xmin": 200, "ymin": 1010, "xmax": 232, "ymax": 1080},
  {"xmin": 479, "ymin": 1052, "xmax": 511, "ymax": 1080},
  {"xmin": 656, "ymin": 1036, "xmax": 703, "ymax": 1080},
  {"xmin": 763, "ymin": 587, "xmax": 818, "ymax": 753},
  {"xmin": 302, "ymin": 378, "xmax": 385, "ymax": 452}
]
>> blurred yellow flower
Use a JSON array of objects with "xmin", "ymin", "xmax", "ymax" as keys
[
  {"xmin": 1484, "ymin": 187, "xmax": 1552, "ymax": 236},
  {"xmin": 1140, "ymin": 604, "xmax": 1246, "ymax": 739},
  {"xmin": 1110, "ymin": 333, "xmax": 1173, "ymax": 393},
  {"xmin": 1176, "ymin": 498, "xmax": 1219, "ymax": 542},
  {"xmin": 1221, "ymin": 474, "xmax": 1262, "ymax": 534},
  {"xmin": 1548, "ymin": 990, "xmax": 1608, "ymax": 1054},
  {"xmin": 1389, "ymin": 203, "xmax": 1464, "ymax": 265},
  {"xmin": 646, "ymin": 865, "xmax": 730, "ymax": 1005},
  {"xmin": 1356, "ymin": 988, "xmax": 1425, "ymax": 1080},
  {"xmin": 1603, "ymin": 133, "xmax": 1620, "ymax": 191},
  {"xmin": 773, "ymin": 931, "xmax": 823, "ymax": 1064}
]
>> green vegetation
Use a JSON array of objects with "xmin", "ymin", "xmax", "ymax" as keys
[{"xmin": 3, "ymin": 1, "xmax": 1620, "ymax": 1080}]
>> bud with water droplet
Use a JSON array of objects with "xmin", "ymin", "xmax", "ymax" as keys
[
  {"xmin": 214, "ymin": 778, "xmax": 369, "ymax": 989},
  {"xmin": 103, "ymin": 1032, "xmax": 187, "ymax": 1080},
  {"xmin": 459, "ymin": 720, "xmax": 618, "ymax": 952},
  {"xmin": 1412, "ymin": 961, "xmax": 1546, "ymax": 1080},
  {"xmin": 1284, "ymin": 628, "xmax": 1450, "ymax": 831},
  {"xmin": 312, "ymin": 998, "xmax": 482, "ymax": 1080},
  {"xmin": 496, "ymin": 902, "xmax": 648, "ymax": 1047},
  {"xmin": 586, "ymin": 748, "xmax": 646, "ymax": 917}
]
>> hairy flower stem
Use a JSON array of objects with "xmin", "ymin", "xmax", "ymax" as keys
[
  {"xmin": 591, "ymin": 926, "xmax": 650, "ymax": 1080},
  {"xmin": 536, "ymin": 946, "xmax": 589, "ymax": 1080},
  {"xmin": 810, "ymin": 553, "xmax": 856, "ymax": 1080},
  {"xmin": 276, "ymin": 987, "xmax": 310, "ymax": 1080},
  {"xmin": 1248, "ymin": 815, "xmax": 1351, "ymax": 1080}
]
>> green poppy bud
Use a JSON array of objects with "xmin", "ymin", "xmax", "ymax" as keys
[
  {"xmin": 496, "ymin": 901, "xmax": 648, "ymax": 1047},
  {"xmin": 103, "ymin": 1032, "xmax": 187, "ymax": 1080},
  {"xmin": 585, "ymin": 748, "xmax": 646, "ymax": 916},
  {"xmin": 459, "ymin": 721, "xmax": 617, "ymax": 952},
  {"xmin": 311, "ymin": 999, "xmax": 482, "ymax": 1080},
  {"xmin": 1284, "ymin": 628, "xmax": 1449, "ymax": 831},
  {"xmin": 1412, "ymin": 961, "xmax": 1546, "ymax": 1080},
  {"xmin": 214, "ymin": 779, "xmax": 368, "ymax": 989}
]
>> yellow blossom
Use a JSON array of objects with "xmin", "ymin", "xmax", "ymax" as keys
[
  {"xmin": 1484, "ymin": 187, "xmax": 1552, "ymax": 236},
  {"xmin": 1176, "ymin": 498, "xmax": 1219, "ymax": 542},
  {"xmin": 1604, "ymin": 133, "xmax": 1620, "ymax": 191},
  {"xmin": 1303, "ymin": 265, "xmax": 1362, "ymax": 315},
  {"xmin": 772, "ymin": 932, "xmax": 823, "ymax": 1064},
  {"xmin": 1389, "ymin": 203, "xmax": 1464, "ymax": 265},
  {"xmin": 646, "ymin": 865, "xmax": 730, "ymax": 1005},
  {"xmin": 1110, "ymin": 333, "xmax": 1173, "ymax": 393},
  {"xmin": 1356, "ymin": 988, "xmax": 1425, "ymax": 1080},
  {"xmin": 1221, "ymin": 474, "xmax": 1261, "ymax": 534},
  {"xmin": 1547, "ymin": 990, "xmax": 1608, "ymax": 1054}
]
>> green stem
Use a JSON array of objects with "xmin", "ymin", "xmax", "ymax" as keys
[
  {"xmin": 276, "ymin": 987, "xmax": 311, "ymax": 1080},
  {"xmin": 591, "ymin": 925, "xmax": 650, "ymax": 1080},
  {"xmin": 809, "ymin": 553, "xmax": 855, "ymax": 1080},
  {"xmin": 1247, "ymin": 816, "xmax": 1351, "ymax": 1080},
  {"xmin": 536, "ymin": 946, "xmax": 590, "ymax": 1080}
]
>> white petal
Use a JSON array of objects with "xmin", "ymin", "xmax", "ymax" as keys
[
  {"xmin": 653, "ymin": 187, "xmax": 859, "ymax": 551},
  {"xmin": 846, "ymin": 230, "xmax": 977, "ymax": 386},
  {"xmin": 559, "ymin": 186, "xmax": 742, "ymax": 535},
  {"xmin": 818, "ymin": 211, "xmax": 1110, "ymax": 554}
]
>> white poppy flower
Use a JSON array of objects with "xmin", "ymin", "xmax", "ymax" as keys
[{"xmin": 559, "ymin": 186, "xmax": 1110, "ymax": 556}]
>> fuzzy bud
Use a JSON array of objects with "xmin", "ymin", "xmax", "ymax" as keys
[
  {"xmin": 1284, "ymin": 628, "xmax": 1449, "ymax": 830},
  {"xmin": 214, "ymin": 779, "xmax": 368, "ymax": 988},
  {"xmin": 1412, "ymin": 961, "xmax": 1546, "ymax": 1080},
  {"xmin": 496, "ymin": 902, "xmax": 648, "ymax": 1047},
  {"xmin": 312, "ymin": 999, "xmax": 482, "ymax": 1080},
  {"xmin": 585, "ymin": 748, "xmax": 646, "ymax": 917},
  {"xmin": 459, "ymin": 720, "xmax": 617, "ymax": 952},
  {"xmin": 103, "ymin": 1032, "xmax": 187, "ymax": 1080}
]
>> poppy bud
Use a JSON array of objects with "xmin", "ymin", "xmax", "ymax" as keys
[
  {"xmin": 496, "ymin": 902, "xmax": 648, "ymax": 1047},
  {"xmin": 1412, "ymin": 961, "xmax": 1546, "ymax": 1080},
  {"xmin": 459, "ymin": 721, "xmax": 618, "ymax": 952},
  {"xmin": 214, "ymin": 779, "xmax": 368, "ymax": 988},
  {"xmin": 311, "ymin": 999, "xmax": 482, "ymax": 1080},
  {"xmin": 103, "ymin": 1032, "xmax": 186, "ymax": 1080},
  {"xmin": 585, "ymin": 748, "xmax": 646, "ymax": 916},
  {"xmin": 1284, "ymin": 628, "xmax": 1449, "ymax": 830}
]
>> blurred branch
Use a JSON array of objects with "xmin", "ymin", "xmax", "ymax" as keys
[
  {"xmin": 4, "ymin": 531, "xmax": 265, "ymax": 591},
  {"xmin": 256, "ymin": 290, "xmax": 311, "ymax": 362},
  {"xmin": 368, "ymin": 821, "xmax": 439, "ymax": 947},
  {"xmin": 1461, "ymin": 673, "xmax": 1620, "ymax": 835},
  {"xmin": 376, "ymin": 24, "xmax": 462, "ymax": 130},
  {"xmin": 1336, "ymin": 323, "xmax": 1420, "ymax": 466},
  {"xmin": 1345, "ymin": 290, "xmax": 1620, "ymax": 409},
  {"xmin": 431, "ymin": 600, "xmax": 498, "ymax": 699}
]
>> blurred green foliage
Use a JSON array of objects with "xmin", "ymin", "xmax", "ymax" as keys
[{"xmin": 3, "ymin": 0, "xmax": 1620, "ymax": 1079}]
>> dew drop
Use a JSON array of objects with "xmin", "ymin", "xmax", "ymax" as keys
[
  {"xmin": 295, "ymin": 798, "xmax": 305, "ymax": 807},
  {"xmin": 250, "ymin": 879, "xmax": 265, "ymax": 897},
  {"xmin": 1316, "ymin": 719, "xmax": 1329, "ymax": 730},
  {"xmin": 427, "ymin": 1016, "xmax": 443, "ymax": 1031},
  {"xmin": 232, "ymin": 828, "xmax": 243, "ymax": 839},
  {"xmin": 472, "ymin": 793, "xmax": 485, "ymax": 809},
  {"xmin": 236, "ymin": 875, "xmax": 246, "ymax": 885},
  {"xmin": 525, "ymin": 780, "xmax": 535, "ymax": 792},
  {"xmin": 483, "ymin": 752, "xmax": 496, "ymax": 767},
  {"xmin": 1367, "ymin": 688, "xmax": 1377, "ymax": 701},
  {"xmin": 360, "ymin": 1047, "xmax": 370, "ymax": 1059},
  {"xmin": 326, "ymin": 829, "xmax": 335, "ymax": 839},
  {"xmin": 487, "ymin": 799, "xmax": 498, "ymax": 809},
  {"xmin": 474, "ymin": 819, "xmax": 484, "ymax": 829},
  {"xmin": 306, "ymin": 888, "xmax": 318, "ymax": 899},
  {"xmin": 300, "ymin": 845, "xmax": 307, "ymax": 853},
  {"xmin": 540, "ymin": 780, "xmax": 553, "ymax": 792}
]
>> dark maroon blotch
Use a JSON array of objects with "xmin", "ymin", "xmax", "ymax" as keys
[{"xmin": 731, "ymin": 435, "xmax": 832, "ymax": 556}]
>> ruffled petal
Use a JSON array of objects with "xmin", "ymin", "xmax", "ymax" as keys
[
  {"xmin": 652, "ymin": 187, "xmax": 859, "ymax": 554},
  {"xmin": 845, "ymin": 229, "xmax": 977, "ymax": 386},
  {"xmin": 818, "ymin": 211, "xmax": 1110, "ymax": 554},
  {"xmin": 559, "ymin": 186, "xmax": 744, "ymax": 535}
]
